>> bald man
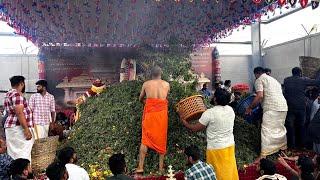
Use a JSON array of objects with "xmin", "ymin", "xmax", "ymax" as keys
[{"xmin": 136, "ymin": 66, "xmax": 170, "ymax": 174}]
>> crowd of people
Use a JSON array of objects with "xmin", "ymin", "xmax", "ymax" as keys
[
  {"xmin": 1, "ymin": 65, "xmax": 320, "ymax": 180},
  {"xmin": 195, "ymin": 66, "xmax": 320, "ymax": 180},
  {"xmin": 0, "ymin": 139, "xmax": 137, "ymax": 180}
]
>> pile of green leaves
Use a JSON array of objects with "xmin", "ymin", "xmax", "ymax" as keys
[
  {"xmin": 66, "ymin": 45, "xmax": 260, "ymax": 174},
  {"xmin": 66, "ymin": 80, "xmax": 260, "ymax": 174}
]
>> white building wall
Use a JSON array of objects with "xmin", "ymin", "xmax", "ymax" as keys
[
  {"xmin": 263, "ymin": 33, "xmax": 320, "ymax": 83},
  {"xmin": 220, "ymin": 55, "xmax": 252, "ymax": 86},
  {"xmin": 0, "ymin": 54, "xmax": 38, "ymax": 103},
  {"xmin": 311, "ymin": 35, "xmax": 320, "ymax": 58}
]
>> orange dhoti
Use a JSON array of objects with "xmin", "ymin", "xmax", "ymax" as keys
[{"xmin": 142, "ymin": 99, "xmax": 168, "ymax": 155}]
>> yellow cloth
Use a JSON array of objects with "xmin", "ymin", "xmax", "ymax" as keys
[
  {"xmin": 206, "ymin": 145, "xmax": 239, "ymax": 180},
  {"xmin": 75, "ymin": 106, "xmax": 80, "ymax": 122},
  {"xmin": 91, "ymin": 85, "xmax": 105, "ymax": 94}
]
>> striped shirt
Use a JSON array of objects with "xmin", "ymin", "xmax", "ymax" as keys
[
  {"xmin": 255, "ymin": 73, "xmax": 288, "ymax": 112},
  {"xmin": 29, "ymin": 92, "xmax": 55, "ymax": 125},
  {"xmin": 3, "ymin": 89, "xmax": 33, "ymax": 128}
]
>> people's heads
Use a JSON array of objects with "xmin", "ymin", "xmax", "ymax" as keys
[
  {"xmin": 202, "ymin": 83, "xmax": 207, "ymax": 90},
  {"xmin": 151, "ymin": 66, "xmax": 162, "ymax": 79},
  {"xmin": 292, "ymin": 67, "xmax": 302, "ymax": 77},
  {"xmin": 57, "ymin": 147, "xmax": 77, "ymax": 165},
  {"xmin": 56, "ymin": 112, "xmax": 67, "ymax": 121},
  {"xmin": 264, "ymin": 68, "xmax": 271, "ymax": 76},
  {"xmin": 211, "ymin": 88, "xmax": 231, "ymax": 106},
  {"xmin": 258, "ymin": 158, "xmax": 276, "ymax": 176},
  {"xmin": 234, "ymin": 91, "xmax": 242, "ymax": 101},
  {"xmin": 297, "ymin": 155, "xmax": 315, "ymax": 180},
  {"xmin": 224, "ymin": 80, "xmax": 231, "ymax": 87},
  {"xmin": 46, "ymin": 161, "xmax": 69, "ymax": 180},
  {"xmin": 184, "ymin": 145, "xmax": 200, "ymax": 166},
  {"xmin": 9, "ymin": 76, "xmax": 26, "ymax": 93},
  {"xmin": 9, "ymin": 158, "xmax": 32, "ymax": 178},
  {"xmin": 108, "ymin": 153, "xmax": 127, "ymax": 176},
  {"xmin": 214, "ymin": 82, "xmax": 221, "ymax": 90},
  {"xmin": 253, "ymin": 67, "xmax": 265, "ymax": 79},
  {"xmin": 36, "ymin": 80, "xmax": 48, "ymax": 93}
]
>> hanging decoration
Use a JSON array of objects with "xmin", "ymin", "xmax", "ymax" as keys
[
  {"xmin": 300, "ymin": 0, "xmax": 309, "ymax": 7},
  {"xmin": 312, "ymin": 0, "xmax": 320, "ymax": 9},
  {"xmin": 211, "ymin": 47, "xmax": 221, "ymax": 83},
  {"xmin": 265, "ymin": 0, "xmax": 275, "ymax": 4},
  {"xmin": 289, "ymin": 0, "xmax": 298, "ymax": 6},
  {"xmin": 0, "ymin": 0, "xmax": 296, "ymax": 47},
  {"xmin": 253, "ymin": 0, "xmax": 263, "ymax": 4},
  {"xmin": 278, "ymin": 0, "xmax": 287, "ymax": 6}
]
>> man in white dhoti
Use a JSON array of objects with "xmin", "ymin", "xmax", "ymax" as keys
[
  {"xmin": 246, "ymin": 67, "xmax": 288, "ymax": 161},
  {"xmin": 29, "ymin": 80, "xmax": 56, "ymax": 139},
  {"xmin": 3, "ymin": 76, "xmax": 34, "ymax": 161}
]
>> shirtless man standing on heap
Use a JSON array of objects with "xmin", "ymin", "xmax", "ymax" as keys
[{"xmin": 136, "ymin": 66, "xmax": 170, "ymax": 175}]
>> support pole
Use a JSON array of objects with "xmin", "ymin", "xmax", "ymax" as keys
[{"xmin": 250, "ymin": 22, "xmax": 262, "ymax": 89}]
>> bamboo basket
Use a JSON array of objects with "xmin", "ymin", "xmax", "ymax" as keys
[
  {"xmin": 176, "ymin": 95, "xmax": 207, "ymax": 121},
  {"xmin": 31, "ymin": 127, "xmax": 59, "ymax": 174}
]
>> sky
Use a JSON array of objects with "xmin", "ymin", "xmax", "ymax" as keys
[
  {"xmin": 0, "ymin": 21, "xmax": 39, "ymax": 54},
  {"xmin": 216, "ymin": 4, "xmax": 320, "ymax": 54},
  {"xmin": 0, "ymin": 4, "xmax": 319, "ymax": 55}
]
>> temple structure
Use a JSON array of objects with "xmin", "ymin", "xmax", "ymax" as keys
[{"xmin": 56, "ymin": 73, "xmax": 93, "ymax": 104}]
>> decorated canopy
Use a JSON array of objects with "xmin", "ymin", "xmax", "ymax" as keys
[{"xmin": 0, "ymin": 0, "xmax": 316, "ymax": 47}]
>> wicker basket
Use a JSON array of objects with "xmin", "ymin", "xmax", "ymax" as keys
[
  {"xmin": 176, "ymin": 95, "xmax": 207, "ymax": 121},
  {"xmin": 300, "ymin": 56, "xmax": 320, "ymax": 79},
  {"xmin": 31, "ymin": 135, "xmax": 59, "ymax": 174}
]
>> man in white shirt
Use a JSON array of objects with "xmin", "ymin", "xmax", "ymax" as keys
[
  {"xmin": 57, "ymin": 147, "xmax": 89, "ymax": 180},
  {"xmin": 246, "ymin": 67, "xmax": 288, "ymax": 162}
]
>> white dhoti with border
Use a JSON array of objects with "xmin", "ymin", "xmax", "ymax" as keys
[
  {"xmin": 5, "ymin": 126, "xmax": 35, "ymax": 161},
  {"xmin": 261, "ymin": 110, "xmax": 287, "ymax": 156}
]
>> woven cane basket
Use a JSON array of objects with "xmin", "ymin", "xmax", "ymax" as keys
[
  {"xmin": 31, "ymin": 135, "xmax": 59, "ymax": 174},
  {"xmin": 176, "ymin": 95, "xmax": 207, "ymax": 121},
  {"xmin": 300, "ymin": 56, "xmax": 320, "ymax": 79}
]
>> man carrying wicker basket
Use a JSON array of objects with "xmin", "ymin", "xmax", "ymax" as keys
[{"xmin": 3, "ymin": 76, "xmax": 34, "ymax": 161}]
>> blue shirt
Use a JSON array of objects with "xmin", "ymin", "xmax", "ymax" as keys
[
  {"xmin": 0, "ymin": 153, "xmax": 13, "ymax": 180},
  {"xmin": 185, "ymin": 160, "xmax": 216, "ymax": 180}
]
